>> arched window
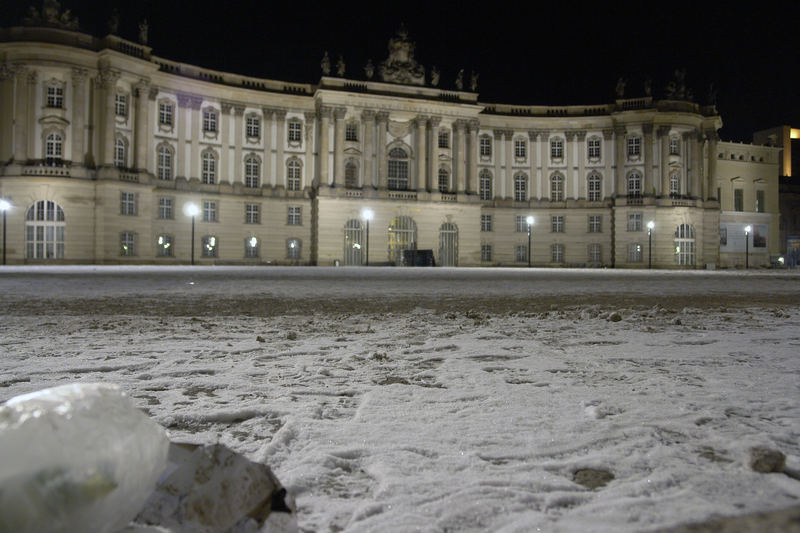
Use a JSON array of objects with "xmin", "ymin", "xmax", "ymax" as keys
[
  {"xmin": 388, "ymin": 216, "xmax": 417, "ymax": 265},
  {"xmin": 201, "ymin": 150, "xmax": 217, "ymax": 184},
  {"xmin": 387, "ymin": 148, "xmax": 409, "ymax": 190},
  {"xmin": 343, "ymin": 219, "xmax": 363, "ymax": 265},
  {"xmin": 587, "ymin": 172, "xmax": 602, "ymax": 201},
  {"xmin": 287, "ymin": 159, "xmax": 302, "ymax": 190},
  {"xmin": 439, "ymin": 222, "xmax": 458, "ymax": 266},
  {"xmin": 245, "ymin": 155, "xmax": 260, "ymax": 188},
  {"xmin": 114, "ymin": 137, "xmax": 127, "ymax": 169},
  {"xmin": 345, "ymin": 160, "xmax": 359, "ymax": 189},
  {"xmin": 674, "ymin": 224, "xmax": 696, "ymax": 266},
  {"xmin": 157, "ymin": 144, "xmax": 173, "ymax": 180},
  {"xmin": 550, "ymin": 174, "xmax": 564, "ymax": 202},
  {"xmin": 25, "ymin": 200, "xmax": 65, "ymax": 259},
  {"xmin": 514, "ymin": 173, "xmax": 528, "ymax": 202},
  {"xmin": 669, "ymin": 172, "xmax": 680, "ymax": 197},
  {"xmin": 479, "ymin": 169, "xmax": 493, "ymax": 200},
  {"xmin": 627, "ymin": 172, "xmax": 642, "ymax": 198},
  {"xmin": 45, "ymin": 132, "xmax": 63, "ymax": 165},
  {"xmin": 438, "ymin": 167, "xmax": 450, "ymax": 193}
]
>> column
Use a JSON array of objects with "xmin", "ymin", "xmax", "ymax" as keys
[
  {"xmin": 26, "ymin": 68, "xmax": 37, "ymax": 160},
  {"xmin": 376, "ymin": 111, "xmax": 389, "ymax": 189},
  {"xmin": 220, "ymin": 103, "xmax": 232, "ymax": 183},
  {"xmin": 317, "ymin": 106, "xmax": 331, "ymax": 186},
  {"xmin": 12, "ymin": 66, "xmax": 29, "ymax": 163},
  {"xmin": 539, "ymin": 131, "xmax": 550, "ymax": 200},
  {"xmin": 564, "ymin": 130, "xmax": 575, "ymax": 199},
  {"xmin": 189, "ymin": 97, "xmax": 202, "ymax": 180},
  {"xmin": 467, "ymin": 120, "xmax": 479, "ymax": 194},
  {"xmin": 690, "ymin": 130, "xmax": 702, "ymax": 199},
  {"xmin": 682, "ymin": 131, "xmax": 693, "ymax": 197},
  {"xmin": 333, "ymin": 107, "xmax": 346, "ymax": 187},
  {"xmin": 643, "ymin": 124, "xmax": 654, "ymax": 197},
  {"xmin": 658, "ymin": 126, "xmax": 671, "ymax": 197},
  {"xmin": 176, "ymin": 95, "xmax": 189, "ymax": 179},
  {"xmin": 0, "ymin": 64, "xmax": 14, "ymax": 162},
  {"xmin": 71, "ymin": 68, "xmax": 88, "ymax": 166},
  {"xmin": 146, "ymin": 87, "xmax": 158, "ymax": 172},
  {"xmin": 576, "ymin": 131, "xmax": 586, "ymax": 199},
  {"xmin": 233, "ymin": 105, "xmax": 244, "ymax": 184},
  {"xmin": 262, "ymin": 108, "xmax": 274, "ymax": 186},
  {"xmin": 414, "ymin": 114, "xmax": 427, "ymax": 192},
  {"xmin": 614, "ymin": 125, "xmax": 626, "ymax": 196},
  {"xmin": 504, "ymin": 130, "xmax": 514, "ymax": 198},
  {"xmin": 362, "ymin": 110, "xmax": 375, "ymax": 188},
  {"xmin": 304, "ymin": 111, "xmax": 316, "ymax": 188},
  {"xmin": 706, "ymin": 129, "xmax": 719, "ymax": 200},
  {"xmin": 426, "ymin": 116, "xmax": 440, "ymax": 192},
  {"xmin": 454, "ymin": 120, "xmax": 467, "ymax": 193},
  {"xmin": 97, "ymin": 68, "xmax": 120, "ymax": 167},
  {"xmin": 274, "ymin": 109, "xmax": 286, "ymax": 188},
  {"xmin": 492, "ymin": 130, "xmax": 503, "ymax": 198}
]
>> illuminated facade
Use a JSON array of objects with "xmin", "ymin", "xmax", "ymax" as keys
[{"xmin": 0, "ymin": 13, "xmax": 782, "ymax": 267}]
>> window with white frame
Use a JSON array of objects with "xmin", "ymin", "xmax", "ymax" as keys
[
  {"xmin": 627, "ymin": 212, "xmax": 642, "ymax": 231},
  {"xmin": 480, "ymin": 214, "xmax": 492, "ymax": 232},
  {"xmin": 515, "ymin": 215, "xmax": 529, "ymax": 233},
  {"xmin": 115, "ymin": 93, "xmax": 127, "ymax": 117},
  {"xmin": 674, "ymin": 224, "xmax": 695, "ymax": 266},
  {"xmin": 25, "ymin": 200, "xmax": 66, "ymax": 259},
  {"xmin": 669, "ymin": 172, "xmax": 680, "ymax": 196},
  {"xmin": 287, "ymin": 238, "xmax": 301, "ymax": 259},
  {"xmin": 438, "ymin": 129, "xmax": 450, "ymax": 149},
  {"xmin": 479, "ymin": 170, "xmax": 493, "ymax": 200},
  {"xmin": 479, "ymin": 135, "xmax": 492, "ymax": 157},
  {"xmin": 515, "ymin": 245, "xmax": 528, "ymax": 263},
  {"xmin": 203, "ymin": 108, "xmax": 218, "ymax": 133},
  {"xmin": 481, "ymin": 244, "xmax": 492, "ymax": 262},
  {"xmin": 203, "ymin": 201, "xmax": 217, "ymax": 222},
  {"xmin": 44, "ymin": 132, "xmax": 63, "ymax": 162},
  {"xmin": 202, "ymin": 150, "xmax": 217, "ymax": 184},
  {"xmin": 628, "ymin": 243, "xmax": 643, "ymax": 262},
  {"xmin": 588, "ymin": 215, "xmax": 601, "ymax": 233},
  {"xmin": 345, "ymin": 160, "xmax": 359, "ymax": 188},
  {"xmin": 588, "ymin": 243, "xmax": 601, "ymax": 263},
  {"xmin": 587, "ymin": 172, "xmax": 601, "ymax": 201},
  {"xmin": 245, "ymin": 236, "xmax": 259, "ymax": 258},
  {"xmin": 514, "ymin": 173, "xmax": 528, "ymax": 202},
  {"xmin": 157, "ymin": 144, "xmax": 173, "ymax": 180},
  {"xmin": 287, "ymin": 119, "xmax": 302, "ymax": 143},
  {"xmin": 550, "ymin": 138, "xmax": 564, "ymax": 159},
  {"xmin": 202, "ymin": 235, "xmax": 217, "ymax": 257},
  {"xmin": 46, "ymin": 83, "xmax": 64, "ymax": 108},
  {"xmin": 114, "ymin": 137, "xmax": 127, "ymax": 168},
  {"xmin": 245, "ymin": 156, "xmax": 260, "ymax": 188},
  {"xmin": 438, "ymin": 167, "xmax": 450, "ymax": 193},
  {"xmin": 587, "ymin": 136, "xmax": 601, "ymax": 159},
  {"xmin": 156, "ymin": 234, "xmax": 172, "ymax": 256},
  {"xmin": 158, "ymin": 197, "xmax": 173, "ymax": 219},
  {"xmin": 627, "ymin": 172, "xmax": 642, "ymax": 197},
  {"xmin": 120, "ymin": 232, "xmax": 135, "ymax": 256},
  {"xmin": 245, "ymin": 203, "xmax": 260, "ymax": 224},
  {"xmin": 246, "ymin": 115, "xmax": 260, "ymax": 139},
  {"xmin": 387, "ymin": 147, "xmax": 409, "ymax": 190},
  {"xmin": 550, "ymin": 174, "xmax": 564, "ymax": 201},
  {"xmin": 551, "ymin": 215, "xmax": 564, "ymax": 233},
  {"xmin": 345, "ymin": 122, "xmax": 358, "ymax": 142},
  {"xmin": 287, "ymin": 206, "xmax": 301, "ymax": 225},
  {"xmin": 551, "ymin": 243, "xmax": 564, "ymax": 263},
  {"xmin": 669, "ymin": 136, "xmax": 680, "ymax": 155},
  {"xmin": 287, "ymin": 159, "xmax": 301, "ymax": 190},
  {"xmin": 627, "ymin": 136, "xmax": 641, "ymax": 157},
  {"xmin": 158, "ymin": 101, "xmax": 174, "ymax": 127},
  {"xmin": 120, "ymin": 192, "xmax": 137, "ymax": 215},
  {"xmin": 514, "ymin": 138, "xmax": 527, "ymax": 159}
]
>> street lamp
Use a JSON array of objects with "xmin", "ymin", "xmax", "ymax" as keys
[
  {"xmin": 526, "ymin": 216, "xmax": 534, "ymax": 268},
  {"xmin": 0, "ymin": 199, "xmax": 10, "ymax": 265},
  {"xmin": 184, "ymin": 202, "xmax": 200, "ymax": 265},
  {"xmin": 744, "ymin": 225, "xmax": 751, "ymax": 269},
  {"xmin": 647, "ymin": 220, "xmax": 655, "ymax": 269},
  {"xmin": 361, "ymin": 208, "xmax": 373, "ymax": 266}
]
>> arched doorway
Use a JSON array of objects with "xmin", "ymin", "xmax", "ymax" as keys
[{"xmin": 388, "ymin": 216, "xmax": 417, "ymax": 265}]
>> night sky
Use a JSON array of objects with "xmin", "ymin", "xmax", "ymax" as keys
[{"xmin": 2, "ymin": 1, "xmax": 798, "ymax": 142}]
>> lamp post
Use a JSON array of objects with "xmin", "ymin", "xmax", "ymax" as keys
[
  {"xmin": 0, "ymin": 200, "xmax": 10, "ymax": 265},
  {"xmin": 361, "ymin": 208, "xmax": 373, "ymax": 266},
  {"xmin": 744, "ymin": 225, "xmax": 751, "ymax": 269},
  {"xmin": 647, "ymin": 220, "xmax": 655, "ymax": 269},
  {"xmin": 184, "ymin": 203, "xmax": 200, "ymax": 265},
  {"xmin": 526, "ymin": 216, "xmax": 534, "ymax": 268}
]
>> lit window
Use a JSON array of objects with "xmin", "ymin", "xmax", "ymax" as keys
[
  {"xmin": 46, "ymin": 84, "xmax": 64, "ymax": 108},
  {"xmin": 481, "ymin": 244, "xmax": 492, "ymax": 262},
  {"xmin": 157, "ymin": 145, "xmax": 173, "ymax": 180},
  {"xmin": 588, "ymin": 172, "xmax": 601, "ymax": 201},
  {"xmin": 550, "ymin": 138, "xmax": 563, "ymax": 159},
  {"xmin": 202, "ymin": 151, "xmax": 217, "ymax": 184},
  {"xmin": 438, "ymin": 129, "xmax": 450, "ymax": 149},
  {"xmin": 481, "ymin": 214, "xmax": 492, "ymax": 232},
  {"xmin": 551, "ymin": 215, "xmax": 564, "ymax": 233},
  {"xmin": 438, "ymin": 168, "xmax": 450, "ymax": 193},
  {"xmin": 287, "ymin": 120, "xmax": 302, "ymax": 143},
  {"xmin": 550, "ymin": 174, "xmax": 564, "ymax": 202},
  {"xmin": 245, "ymin": 156, "xmax": 260, "ymax": 188},
  {"xmin": 551, "ymin": 243, "xmax": 564, "ymax": 263},
  {"xmin": 627, "ymin": 136, "xmax": 641, "ymax": 157},
  {"xmin": 388, "ymin": 148, "xmax": 409, "ymax": 190},
  {"xmin": 627, "ymin": 212, "xmax": 642, "ymax": 232},
  {"xmin": 245, "ymin": 236, "xmax": 259, "ymax": 258},
  {"xmin": 120, "ymin": 232, "xmax": 135, "ymax": 256},
  {"xmin": 287, "ymin": 238, "xmax": 301, "ymax": 259},
  {"xmin": 288, "ymin": 206, "xmax": 301, "ymax": 225},
  {"xmin": 120, "ymin": 192, "xmax": 137, "ymax": 215},
  {"xmin": 203, "ymin": 201, "xmax": 217, "ymax": 222},
  {"xmin": 202, "ymin": 235, "xmax": 217, "ymax": 257},
  {"xmin": 287, "ymin": 159, "xmax": 301, "ymax": 190},
  {"xmin": 203, "ymin": 109, "xmax": 218, "ymax": 133},
  {"xmin": 587, "ymin": 137, "xmax": 601, "ymax": 159},
  {"xmin": 245, "ymin": 203, "xmax": 260, "ymax": 224},
  {"xmin": 480, "ymin": 136, "xmax": 492, "ymax": 157},
  {"xmin": 156, "ymin": 234, "xmax": 172, "ymax": 257},
  {"xmin": 479, "ymin": 170, "xmax": 493, "ymax": 200},
  {"xmin": 159, "ymin": 101, "xmax": 173, "ymax": 126},
  {"xmin": 345, "ymin": 123, "xmax": 358, "ymax": 142},
  {"xmin": 628, "ymin": 243, "xmax": 642, "ymax": 262},
  {"xmin": 115, "ymin": 93, "xmax": 127, "ymax": 117},
  {"xmin": 588, "ymin": 215, "xmax": 601, "ymax": 233},
  {"xmin": 158, "ymin": 197, "xmax": 173, "ymax": 219},
  {"xmin": 246, "ymin": 115, "xmax": 261, "ymax": 139},
  {"xmin": 514, "ymin": 138, "xmax": 527, "ymax": 159},
  {"xmin": 588, "ymin": 243, "xmax": 601, "ymax": 263},
  {"xmin": 514, "ymin": 173, "xmax": 528, "ymax": 202}
]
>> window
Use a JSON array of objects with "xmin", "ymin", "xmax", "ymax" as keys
[
  {"xmin": 514, "ymin": 173, "xmax": 528, "ymax": 202},
  {"xmin": 588, "ymin": 215, "xmax": 601, "ymax": 233},
  {"xmin": 202, "ymin": 150, "xmax": 217, "ymax": 184},
  {"xmin": 734, "ymin": 188, "xmax": 743, "ymax": 212},
  {"xmin": 345, "ymin": 123, "xmax": 358, "ymax": 142},
  {"xmin": 670, "ymin": 172, "xmax": 680, "ymax": 197},
  {"xmin": 156, "ymin": 234, "xmax": 172, "ymax": 257},
  {"xmin": 25, "ymin": 200, "xmax": 65, "ymax": 259},
  {"xmin": 438, "ymin": 167, "xmax": 450, "ymax": 193},
  {"xmin": 157, "ymin": 144, "xmax": 173, "ymax": 180},
  {"xmin": 388, "ymin": 216, "xmax": 417, "ymax": 265},
  {"xmin": 343, "ymin": 219, "xmax": 364, "ymax": 265},
  {"xmin": 388, "ymin": 147, "xmax": 409, "ymax": 190},
  {"xmin": 587, "ymin": 172, "xmax": 601, "ymax": 201},
  {"xmin": 438, "ymin": 222, "xmax": 459, "ymax": 267},
  {"xmin": 287, "ymin": 159, "xmax": 302, "ymax": 190},
  {"xmin": 550, "ymin": 174, "xmax": 564, "ymax": 202},
  {"xmin": 479, "ymin": 170, "xmax": 493, "ymax": 200},
  {"xmin": 45, "ymin": 132, "xmax": 63, "ymax": 164},
  {"xmin": 245, "ymin": 237, "xmax": 259, "ymax": 258},
  {"xmin": 551, "ymin": 243, "xmax": 564, "ymax": 263},
  {"xmin": 158, "ymin": 197, "xmax": 173, "ymax": 219},
  {"xmin": 202, "ymin": 236, "xmax": 217, "ymax": 257},
  {"xmin": 587, "ymin": 137, "xmax": 601, "ymax": 159},
  {"xmin": 114, "ymin": 137, "xmax": 127, "ymax": 169},
  {"xmin": 515, "ymin": 245, "xmax": 528, "ymax": 263},
  {"xmin": 120, "ymin": 232, "xmax": 135, "ymax": 256},
  {"xmin": 669, "ymin": 136, "xmax": 680, "ymax": 155},
  {"xmin": 438, "ymin": 129, "xmax": 450, "ymax": 149},
  {"xmin": 550, "ymin": 138, "xmax": 563, "ymax": 159},
  {"xmin": 627, "ymin": 136, "xmax": 641, "ymax": 157},
  {"xmin": 46, "ymin": 84, "xmax": 64, "ymax": 108},
  {"xmin": 120, "ymin": 192, "xmax": 137, "ymax": 215},
  {"xmin": 115, "ymin": 93, "xmax": 127, "ymax": 117},
  {"xmin": 551, "ymin": 215, "xmax": 564, "ymax": 233},
  {"xmin": 245, "ymin": 156, "xmax": 260, "ymax": 188},
  {"xmin": 159, "ymin": 101, "xmax": 174, "ymax": 127},
  {"xmin": 515, "ymin": 215, "xmax": 528, "ymax": 233},
  {"xmin": 719, "ymin": 226, "xmax": 727, "ymax": 246},
  {"xmin": 628, "ymin": 243, "xmax": 642, "ymax": 262},
  {"xmin": 480, "ymin": 136, "xmax": 492, "ymax": 157},
  {"xmin": 481, "ymin": 244, "xmax": 492, "ymax": 262},
  {"xmin": 674, "ymin": 224, "xmax": 695, "ymax": 266},
  {"xmin": 246, "ymin": 115, "xmax": 261, "ymax": 139},
  {"xmin": 514, "ymin": 138, "xmax": 527, "ymax": 159},
  {"xmin": 627, "ymin": 172, "xmax": 642, "ymax": 197},
  {"xmin": 288, "ymin": 206, "xmax": 301, "ymax": 225},
  {"xmin": 245, "ymin": 203, "xmax": 260, "ymax": 224},
  {"xmin": 345, "ymin": 160, "xmax": 359, "ymax": 189},
  {"xmin": 287, "ymin": 119, "xmax": 302, "ymax": 143},
  {"xmin": 627, "ymin": 212, "xmax": 642, "ymax": 231},
  {"xmin": 203, "ymin": 109, "xmax": 218, "ymax": 133},
  {"xmin": 481, "ymin": 214, "xmax": 492, "ymax": 232},
  {"xmin": 203, "ymin": 201, "xmax": 217, "ymax": 222},
  {"xmin": 756, "ymin": 190, "xmax": 765, "ymax": 213},
  {"xmin": 588, "ymin": 243, "xmax": 601, "ymax": 263},
  {"xmin": 287, "ymin": 238, "xmax": 301, "ymax": 260}
]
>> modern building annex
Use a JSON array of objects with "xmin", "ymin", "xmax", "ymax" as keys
[{"xmin": 0, "ymin": 6, "xmax": 782, "ymax": 267}]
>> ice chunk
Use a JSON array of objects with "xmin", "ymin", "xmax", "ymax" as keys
[{"xmin": 0, "ymin": 383, "xmax": 169, "ymax": 533}]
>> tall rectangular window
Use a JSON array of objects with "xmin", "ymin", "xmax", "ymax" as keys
[
  {"xmin": 550, "ymin": 138, "xmax": 563, "ymax": 159},
  {"xmin": 46, "ymin": 85, "xmax": 64, "ymax": 108},
  {"xmin": 628, "ymin": 243, "xmax": 643, "ymax": 262},
  {"xmin": 245, "ymin": 203, "xmax": 260, "ymax": 224},
  {"xmin": 551, "ymin": 215, "xmax": 564, "ymax": 233},
  {"xmin": 345, "ymin": 123, "xmax": 358, "ymax": 142},
  {"xmin": 481, "ymin": 244, "xmax": 492, "ymax": 261},
  {"xmin": 288, "ymin": 120, "xmax": 302, "ymax": 143},
  {"xmin": 514, "ymin": 138, "xmax": 527, "ymax": 158},
  {"xmin": 588, "ymin": 215, "xmax": 601, "ymax": 233},
  {"xmin": 158, "ymin": 197, "xmax": 173, "ymax": 219},
  {"xmin": 120, "ymin": 232, "xmax": 135, "ymax": 256},
  {"xmin": 515, "ymin": 245, "xmax": 528, "ymax": 263},
  {"xmin": 159, "ymin": 102, "xmax": 173, "ymax": 126},
  {"xmin": 157, "ymin": 234, "xmax": 172, "ymax": 256},
  {"xmin": 734, "ymin": 188, "xmax": 743, "ymax": 212},
  {"xmin": 120, "ymin": 192, "xmax": 137, "ymax": 215},
  {"xmin": 203, "ymin": 201, "xmax": 217, "ymax": 222},
  {"xmin": 588, "ymin": 243, "xmax": 601, "ymax": 263},
  {"xmin": 288, "ymin": 206, "xmax": 301, "ymax": 225},
  {"xmin": 587, "ymin": 137, "xmax": 601, "ymax": 159},
  {"xmin": 115, "ymin": 93, "xmax": 127, "ymax": 117},
  {"xmin": 756, "ymin": 190, "xmax": 765, "ymax": 213},
  {"xmin": 551, "ymin": 243, "xmax": 564, "ymax": 263},
  {"xmin": 627, "ymin": 212, "xmax": 642, "ymax": 231},
  {"xmin": 627, "ymin": 136, "xmax": 641, "ymax": 157},
  {"xmin": 438, "ymin": 130, "xmax": 450, "ymax": 149},
  {"xmin": 203, "ymin": 110, "xmax": 218, "ymax": 133},
  {"xmin": 246, "ymin": 116, "xmax": 260, "ymax": 138},
  {"xmin": 480, "ymin": 214, "xmax": 492, "ymax": 232},
  {"xmin": 480, "ymin": 136, "xmax": 491, "ymax": 157},
  {"xmin": 515, "ymin": 215, "xmax": 528, "ymax": 233}
]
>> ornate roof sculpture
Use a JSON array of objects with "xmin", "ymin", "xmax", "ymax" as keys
[
  {"xmin": 23, "ymin": 0, "xmax": 79, "ymax": 31},
  {"xmin": 379, "ymin": 24, "xmax": 425, "ymax": 86}
]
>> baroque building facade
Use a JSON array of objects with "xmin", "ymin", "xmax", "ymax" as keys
[{"xmin": 0, "ymin": 16, "xmax": 782, "ymax": 268}]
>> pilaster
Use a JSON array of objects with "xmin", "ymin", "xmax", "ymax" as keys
[
  {"xmin": 233, "ymin": 105, "xmax": 244, "ymax": 184},
  {"xmin": 414, "ymin": 114, "xmax": 428, "ymax": 192},
  {"xmin": 467, "ymin": 120, "xmax": 479, "ymax": 194},
  {"xmin": 274, "ymin": 109, "xmax": 286, "ymax": 188},
  {"xmin": 362, "ymin": 110, "xmax": 376, "ymax": 188},
  {"xmin": 657, "ymin": 126, "xmax": 670, "ymax": 196},
  {"xmin": 71, "ymin": 68, "xmax": 88, "ymax": 167},
  {"xmin": 221, "ymin": 103, "xmax": 232, "ymax": 183},
  {"xmin": 493, "ymin": 129, "xmax": 503, "ymax": 199},
  {"xmin": 262, "ymin": 108, "xmax": 274, "ymax": 186},
  {"xmin": 642, "ymin": 123, "xmax": 654, "ymax": 197},
  {"xmin": 132, "ymin": 78, "xmax": 149, "ymax": 171},
  {"xmin": 318, "ymin": 106, "xmax": 331, "ymax": 187},
  {"xmin": 333, "ymin": 106, "xmax": 346, "ymax": 187},
  {"xmin": 613, "ymin": 125, "xmax": 626, "ymax": 196},
  {"xmin": 565, "ymin": 130, "xmax": 575, "ymax": 199},
  {"xmin": 454, "ymin": 119, "xmax": 467, "ymax": 194},
  {"xmin": 705, "ymin": 129, "xmax": 719, "ymax": 200},
  {"xmin": 376, "ymin": 111, "xmax": 389, "ymax": 189},
  {"xmin": 426, "ymin": 116, "xmax": 440, "ymax": 192},
  {"xmin": 96, "ymin": 67, "xmax": 121, "ymax": 167},
  {"xmin": 304, "ymin": 111, "xmax": 316, "ymax": 188}
]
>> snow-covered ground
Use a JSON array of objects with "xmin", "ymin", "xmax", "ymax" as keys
[{"xmin": 2, "ymin": 266, "xmax": 799, "ymax": 532}]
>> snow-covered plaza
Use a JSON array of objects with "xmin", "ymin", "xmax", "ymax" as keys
[{"xmin": 1, "ymin": 266, "xmax": 799, "ymax": 532}]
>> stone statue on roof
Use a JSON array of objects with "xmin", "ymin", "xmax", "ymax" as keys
[
  {"xmin": 379, "ymin": 25, "xmax": 425, "ymax": 86},
  {"xmin": 320, "ymin": 51, "xmax": 331, "ymax": 76},
  {"xmin": 138, "ymin": 19, "xmax": 149, "ymax": 45},
  {"xmin": 455, "ymin": 69, "xmax": 464, "ymax": 90},
  {"xmin": 23, "ymin": 0, "xmax": 79, "ymax": 30},
  {"xmin": 336, "ymin": 56, "xmax": 345, "ymax": 77}
]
